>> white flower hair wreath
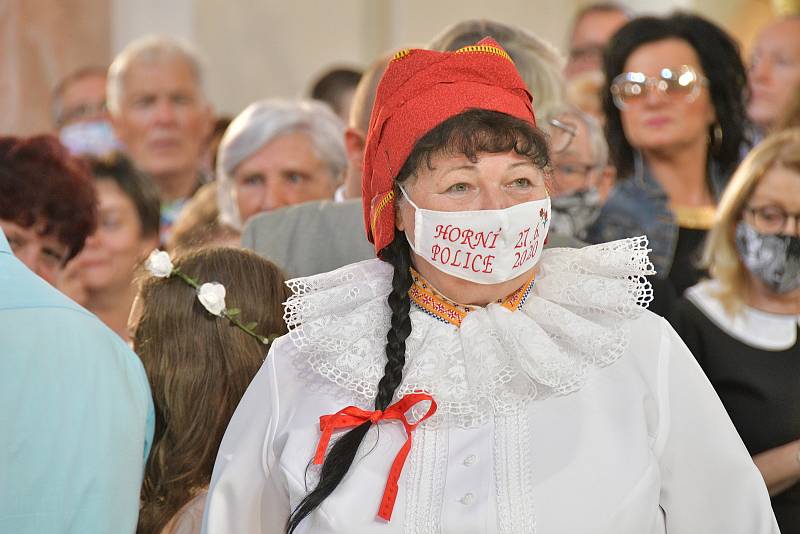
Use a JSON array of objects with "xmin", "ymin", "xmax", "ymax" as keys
[{"xmin": 145, "ymin": 249, "xmax": 277, "ymax": 345}]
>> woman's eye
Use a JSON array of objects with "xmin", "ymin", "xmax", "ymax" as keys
[
  {"xmin": 510, "ymin": 178, "xmax": 532, "ymax": 188},
  {"xmin": 445, "ymin": 183, "xmax": 470, "ymax": 194},
  {"xmin": 101, "ymin": 216, "xmax": 120, "ymax": 230}
]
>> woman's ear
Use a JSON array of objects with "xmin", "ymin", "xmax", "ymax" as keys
[{"xmin": 395, "ymin": 200, "xmax": 406, "ymax": 232}]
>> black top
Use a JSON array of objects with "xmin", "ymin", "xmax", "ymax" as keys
[
  {"xmin": 668, "ymin": 226, "xmax": 707, "ymax": 297},
  {"xmin": 672, "ymin": 296, "xmax": 800, "ymax": 533},
  {"xmin": 648, "ymin": 227, "xmax": 707, "ymax": 318}
]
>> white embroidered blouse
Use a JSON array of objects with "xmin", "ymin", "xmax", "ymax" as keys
[{"xmin": 201, "ymin": 238, "xmax": 779, "ymax": 534}]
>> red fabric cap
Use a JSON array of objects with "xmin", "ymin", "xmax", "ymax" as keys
[{"xmin": 362, "ymin": 38, "xmax": 537, "ymax": 255}]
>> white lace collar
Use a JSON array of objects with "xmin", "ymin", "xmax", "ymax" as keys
[
  {"xmin": 284, "ymin": 237, "xmax": 655, "ymax": 428},
  {"xmin": 686, "ymin": 280, "xmax": 800, "ymax": 351}
]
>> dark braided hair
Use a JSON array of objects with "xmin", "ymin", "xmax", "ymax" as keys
[
  {"xmin": 286, "ymin": 231, "xmax": 413, "ymax": 532},
  {"xmin": 286, "ymin": 109, "xmax": 549, "ymax": 532}
]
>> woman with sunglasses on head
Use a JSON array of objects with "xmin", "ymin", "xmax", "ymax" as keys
[
  {"xmin": 202, "ymin": 40, "xmax": 777, "ymax": 534},
  {"xmin": 672, "ymin": 128, "xmax": 800, "ymax": 534},
  {"xmin": 587, "ymin": 13, "xmax": 748, "ymax": 315}
]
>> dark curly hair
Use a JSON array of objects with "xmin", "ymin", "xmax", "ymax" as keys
[
  {"xmin": 286, "ymin": 108, "xmax": 550, "ymax": 532},
  {"xmin": 602, "ymin": 12, "xmax": 748, "ymax": 179},
  {"xmin": 0, "ymin": 135, "xmax": 97, "ymax": 260}
]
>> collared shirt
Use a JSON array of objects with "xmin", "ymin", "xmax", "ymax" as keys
[{"xmin": 0, "ymin": 229, "xmax": 154, "ymax": 534}]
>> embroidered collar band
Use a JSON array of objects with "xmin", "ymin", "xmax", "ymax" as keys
[{"xmin": 409, "ymin": 267, "xmax": 535, "ymax": 327}]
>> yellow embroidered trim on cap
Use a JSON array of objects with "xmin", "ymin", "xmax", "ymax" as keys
[
  {"xmin": 370, "ymin": 189, "xmax": 396, "ymax": 236},
  {"xmin": 392, "ymin": 49, "xmax": 412, "ymax": 61},
  {"xmin": 455, "ymin": 44, "xmax": 513, "ymax": 63}
]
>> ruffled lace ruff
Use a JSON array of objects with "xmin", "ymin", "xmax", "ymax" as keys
[{"xmin": 284, "ymin": 236, "xmax": 655, "ymax": 428}]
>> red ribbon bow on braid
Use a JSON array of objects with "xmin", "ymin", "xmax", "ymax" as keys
[{"xmin": 313, "ymin": 393, "xmax": 437, "ymax": 521}]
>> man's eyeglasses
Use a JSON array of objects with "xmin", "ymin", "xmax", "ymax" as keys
[
  {"xmin": 57, "ymin": 101, "xmax": 108, "ymax": 128},
  {"xmin": 744, "ymin": 205, "xmax": 800, "ymax": 236},
  {"xmin": 547, "ymin": 117, "xmax": 577, "ymax": 154},
  {"xmin": 610, "ymin": 65, "xmax": 709, "ymax": 110}
]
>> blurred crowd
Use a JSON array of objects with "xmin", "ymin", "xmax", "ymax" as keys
[{"xmin": 1, "ymin": 3, "xmax": 799, "ymax": 534}]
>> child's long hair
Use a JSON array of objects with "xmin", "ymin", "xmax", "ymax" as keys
[{"xmin": 134, "ymin": 247, "xmax": 290, "ymax": 534}]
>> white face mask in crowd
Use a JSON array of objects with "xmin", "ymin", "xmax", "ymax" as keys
[
  {"xmin": 59, "ymin": 120, "xmax": 121, "ymax": 157},
  {"xmin": 400, "ymin": 186, "xmax": 551, "ymax": 285}
]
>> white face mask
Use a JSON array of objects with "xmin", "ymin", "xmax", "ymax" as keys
[
  {"xmin": 400, "ymin": 186, "xmax": 551, "ymax": 285},
  {"xmin": 59, "ymin": 120, "xmax": 120, "ymax": 157}
]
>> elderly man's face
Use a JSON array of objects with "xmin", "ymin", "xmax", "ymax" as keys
[
  {"xmin": 747, "ymin": 18, "xmax": 800, "ymax": 131},
  {"xmin": 565, "ymin": 9, "xmax": 629, "ymax": 80},
  {"xmin": 58, "ymin": 73, "xmax": 108, "ymax": 129},
  {"xmin": 112, "ymin": 58, "xmax": 211, "ymax": 182},
  {"xmin": 551, "ymin": 116, "xmax": 603, "ymax": 196}
]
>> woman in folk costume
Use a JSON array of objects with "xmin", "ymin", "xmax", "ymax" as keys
[{"xmin": 201, "ymin": 39, "xmax": 778, "ymax": 533}]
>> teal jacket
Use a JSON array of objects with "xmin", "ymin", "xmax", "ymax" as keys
[{"xmin": 0, "ymin": 229, "xmax": 154, "ymax": 534}]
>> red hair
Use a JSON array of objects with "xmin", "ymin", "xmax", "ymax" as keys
[{"xmin": 0, "ymin": 135, "xmax": 97, "ymax": 260}]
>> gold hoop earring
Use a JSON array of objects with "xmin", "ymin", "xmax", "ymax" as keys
[{"xmin": 710, "ymin": 123, "xmax": 723, "ymax": 154}]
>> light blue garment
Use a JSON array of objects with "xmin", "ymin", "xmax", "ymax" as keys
[{"xmin": 0, "ymin": 229, "xmax": 154, "ymax": 534}]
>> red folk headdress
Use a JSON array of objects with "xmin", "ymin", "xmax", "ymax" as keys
[{"xmin": 362, "ymin": 38, "xmax": 537, "ymax": 255}]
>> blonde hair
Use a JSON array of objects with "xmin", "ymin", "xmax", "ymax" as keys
[
  {"xmin": 703, "ymin": 127, "xmax": 800, "ymax": 314},
  {"xmin": 167, "ymin": 182, "xmax": 239, "ymax": 254}
]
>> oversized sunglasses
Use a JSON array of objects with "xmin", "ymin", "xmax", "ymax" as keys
[{"xmin": 610, "ymin": 65, "xmax": 709, "ymax": 110}]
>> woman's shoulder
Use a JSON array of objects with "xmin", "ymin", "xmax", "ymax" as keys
[
  {"xmin": 161, "ymin": 491, "xmax": 207, "ymax": 534},
  {"xmin": 681, "ymin": 279, "xmax": 799, "ymax": 351}
]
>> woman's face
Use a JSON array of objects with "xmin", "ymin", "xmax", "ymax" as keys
[
  {"xmin": 233, "ymin": 131, "xmax": 338, "ymax": 224},
  {"xmin": 618, "ymin": 38, "xmax": 715, "ymax": 156},
  {"xmin": 75, "ymin": 180, "xmax": 158, "ymax": 294},
  {"xmin": 744, "ymin": 164, "xmax": 800, "ymax": 237},
  {"xmin": 740, "ymin": 164, "xmax": 800, "ymax": 298},
  {"xmin": 396, "ymin": 150, "xmax": 548, "ymax": 304}
]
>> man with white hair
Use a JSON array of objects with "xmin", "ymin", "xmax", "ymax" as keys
[
  {"xmin": 216, "ymin": 98, "xmax": 346, "ymax": 231},
  {"xmin": 108, "ymin": 35, "xmax": 212, "ymax": 242}
]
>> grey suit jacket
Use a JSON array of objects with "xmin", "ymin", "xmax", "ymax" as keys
[
  {"xmin": 242, "ymin": 199, "xmax": 584, "ymax": 278},
  {"xmin": 241, "ymin": 199, "xmax": 375, "ymax": 278}
]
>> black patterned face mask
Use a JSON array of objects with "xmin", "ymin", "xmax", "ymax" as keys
[
  {"xmin": 549, "ymin": 187, "xmax": 603, "ymax": 241},
  {"xmin": 735, "ymin": 222, "xmax": 800, "ymax": 294}
]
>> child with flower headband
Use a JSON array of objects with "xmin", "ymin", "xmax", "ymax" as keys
[{"xmin": 132, "ymin": 246, "xmax": 289, "ymax": 534}]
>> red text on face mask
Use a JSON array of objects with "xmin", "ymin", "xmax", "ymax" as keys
[
  {"xmin": 513, "ymin": 226, "xmax": 541, "ymax": 268},
  {"xmin": 429, "ymin": 224, "xmax": 501, "ymax": 273}
]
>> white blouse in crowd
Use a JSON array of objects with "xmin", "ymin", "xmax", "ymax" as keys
[{"xmin": 201, "ymin": 237, "xmax": 779, "ymax": 534}]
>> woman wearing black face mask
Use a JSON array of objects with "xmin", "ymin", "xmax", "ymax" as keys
[{"xmin": 672, "ymin": 128, "xmax": 800, "ymax": 534}]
